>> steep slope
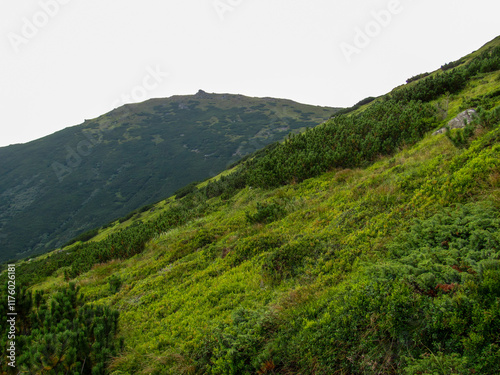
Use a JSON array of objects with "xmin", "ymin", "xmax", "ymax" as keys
[
  {"xmin": 0, "ymin": 92, "xmax": 336, "ymax": 261},
  {"xmin": 3, "ymin": 36, "xmax": 500, "ymax": 374}
]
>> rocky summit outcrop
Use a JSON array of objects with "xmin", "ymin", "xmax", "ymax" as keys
[{"xmin": 433, "ymin": 109, "xmax": 477, "ymax": 135}]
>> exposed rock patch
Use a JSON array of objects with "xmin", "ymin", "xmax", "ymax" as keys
[{"xmin": 433, "ymin": 109, "xmax": 477, "ymax": 135}]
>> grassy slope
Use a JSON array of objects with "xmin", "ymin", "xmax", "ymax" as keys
[{"xmin": 12, "ymin": 38, "xmax": 500, "ymax": 374}]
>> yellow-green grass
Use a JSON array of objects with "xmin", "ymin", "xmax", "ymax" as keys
[{"xmin": 61, "ymin": 121, "xmax": 498, "ymax": 372}]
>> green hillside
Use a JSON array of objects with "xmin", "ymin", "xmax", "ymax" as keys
[
  {"xmin": 0, "ymin": 92, "xmax": 336, "ymax": 262},
  {"xmin": 2, "ymin": 36, "xmax": 500, "ymax": 374}
]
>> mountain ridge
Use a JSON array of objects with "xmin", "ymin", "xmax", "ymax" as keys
[{"xmin": 0, "ymin": 92, "xmax": 338, "ymax": 261}]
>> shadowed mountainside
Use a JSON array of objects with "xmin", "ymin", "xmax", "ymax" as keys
[{"xmin": 0, "ymin": 91, "xmax": 337, "ymax": 261}]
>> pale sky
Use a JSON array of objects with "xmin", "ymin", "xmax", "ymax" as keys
[{"xmin": 0, "ymin": 0, "xmax": 498, "ymax": 147}]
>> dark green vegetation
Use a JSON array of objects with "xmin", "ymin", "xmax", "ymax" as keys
[
  {"xmin": 330, "ymin": 96, "xmax": 378, "ymax": 117},
  {"xmin": 2, "ymin": 36, "xmax": 500, "ymax": 374},
  {"xmin": 245, "ymin": 99, "xmax": 436, "ymax": 188},
  {"xmin": 0, "ymin": 92, "xmax": 336, "ymax": 262},
  {"xmin": 393, "ymin": 44, "xmax": 500, "ymax": 103},
  {"xmin": 0, "ymin": 283, "xmax": 121, "ymax": 374},
  {"xmin": 406, "ymin": 72, "xmax": 431, "ymax": 84}
]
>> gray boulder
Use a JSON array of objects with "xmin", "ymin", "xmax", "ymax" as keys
[{"xmin": 433, "ymin": 109, "xmax": 477, "ymax": 135}]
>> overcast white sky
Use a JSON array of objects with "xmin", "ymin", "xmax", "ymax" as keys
[{"xmin": 0, "ymin": 0, "xmax": 498, "ymax": 147}]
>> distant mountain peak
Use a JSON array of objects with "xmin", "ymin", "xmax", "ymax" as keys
[{"xmin": 195, "ymin": 89, "xmax": 210, "ymax": 98}]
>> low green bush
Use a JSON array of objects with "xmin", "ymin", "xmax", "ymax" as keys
[{"xmin": 245, "ymin": 202, "xmax": 286, "ymax": 225}]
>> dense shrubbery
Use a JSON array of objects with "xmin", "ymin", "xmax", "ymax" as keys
[
  {"xmin": 195, "ymin": 46, "xmax": 500, "ymax": 199},
  {"xmin": 330, "ymin": 96, "xmax": 378, "ymax": 118},
  {"xmin": 393, "ymin": 69, "xmax": 468, "ymax": 102},
  {"xmin": 394, "ymin": 46, "xmax": 500, "ymax": 103},
  {"xmin": 63, "ymin": 228, "xmax": 99, "ymax": 247},
  {"xmin": 245, "ymin": 99, "xmax": 437, "ymax": 188},
  {"xmin": 174, "ymin": 181, "xmax": 199, "ymax": 199},
  {"xmin": 200, "ymin": 308, "xmax": 275, "ymax": 375},
  {"xmin": 116, "ymin": 202, "xmax": 156, "ymax": 223},
  {"xmin": 203, "ymin": 171, "xmax": 247, "ymax": 199},
  {"xmin": 406, "ymin": 72, "xmax": 431, "ymax": 83},
  {"xmin": 118, "ymin": 212, "xmax": 136, "ymax": 224},
  {"xmin": 193, "ymin": 203, "xmax": 500, "ymax": 374},
  {"xmin": 0, "ymin": 283, "xmax": 121, "ymax": 374},
  {"xmin": 441, "ymin": 58, "xmax": 466, "ymax": 71},
  {"xmin": 194, "ymin": 98, "xmax": 437, "ymax": 196}
]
